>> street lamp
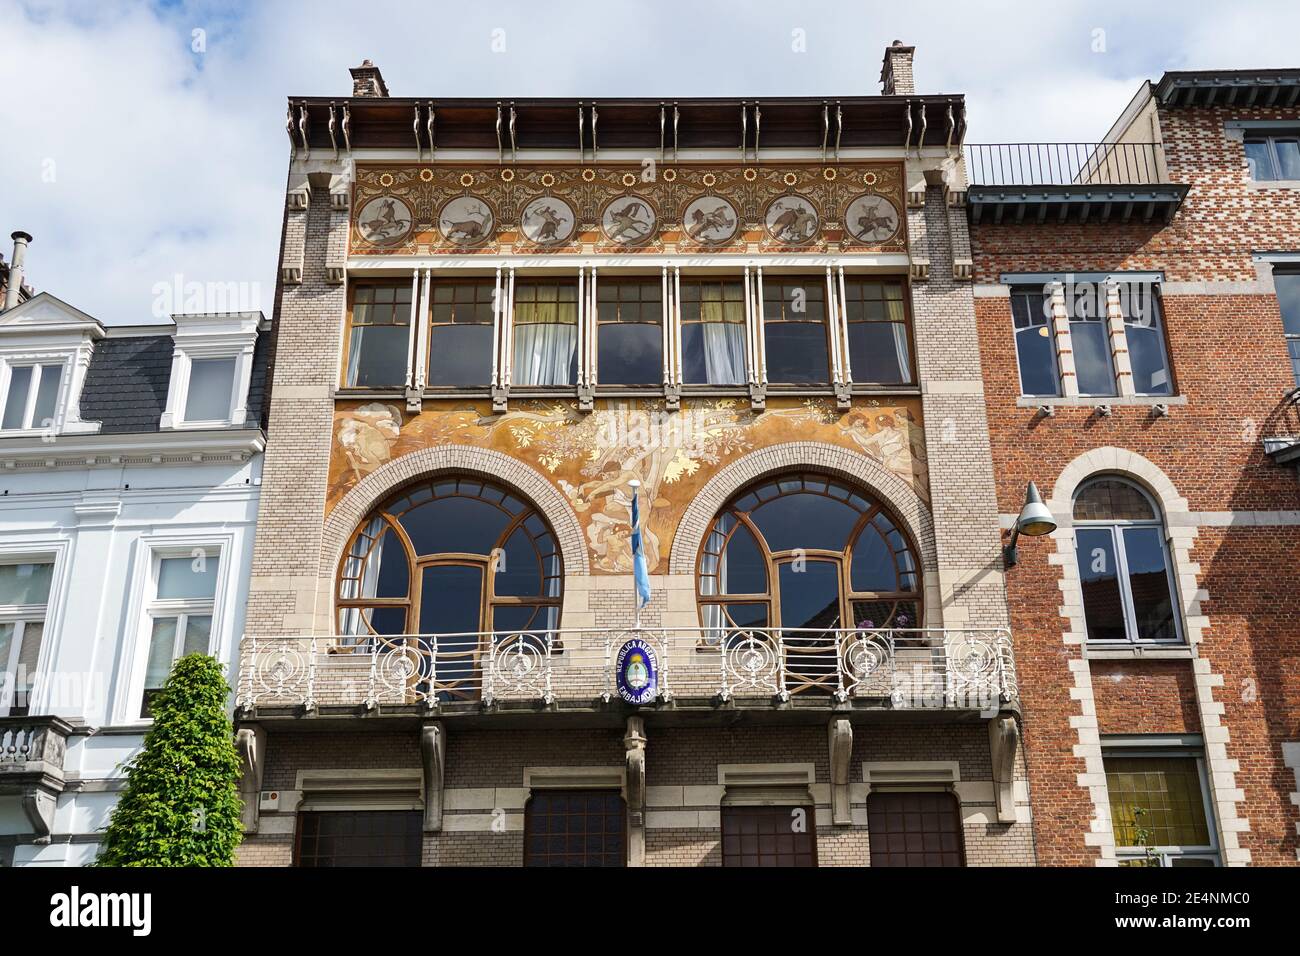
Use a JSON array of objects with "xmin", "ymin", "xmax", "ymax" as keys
[{"xmin": 1003, "ymin": 481, "xmax": 1056, "ymax": 567}]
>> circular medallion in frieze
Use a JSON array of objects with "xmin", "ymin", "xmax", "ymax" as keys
[
  {"xmin": 844, "ymin": 193, "xmax": 901, "ymax": 244},
  {"xmin": 520, "ymin": 196, "xmax": 577, "ymax": 246},
  {"xmin": 601, "ymin": 196, "xmax": 658, "ymax": 245},
  {"xmin": 764, "ymin": 194, "xmax": 820, "ymax": 245},
  {"xmin": 682, "ymin": 195, "xmax": 739, "ymax": 245},
  {"xmin": 438, "ymin": 195, "xmax": 495, "ymax": 247},
  {"xmin": 356, "ymin": 195, "xmax": 414, "ymax": 246}
]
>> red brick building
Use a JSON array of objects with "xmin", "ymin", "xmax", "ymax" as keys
[{"xmin": 968, "ymin": 70, "xmax": 1300, "ymax": 865}]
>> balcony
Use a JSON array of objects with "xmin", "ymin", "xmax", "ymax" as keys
[
  {"xmin": 236, "ymin": 626, "xmax": 1017, "ymax": 724},
  {"xmin": 0, "ymin": 716, "xmax": 73, "ymax": 841},
  {"xmin": 965, "ymin": 142, "xmax": 1188, "ymax": 224}
]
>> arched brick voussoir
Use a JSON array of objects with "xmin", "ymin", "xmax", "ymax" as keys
[
  {"xmin": 668, "ymin": 441, "xmax": 936, "ymax": 575},
  {"xmin": 319, "ymin": 444, "xmax": 590, "ymax": 578},
  {"xmin": 1049, "ymin": 446, "xmax": 1190, "ymax": 516}
]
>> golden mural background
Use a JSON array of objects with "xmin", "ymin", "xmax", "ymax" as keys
[
  {"xmin": 349, "ymin": 162, "xmax": 907, "ymax": 256},
  {"xmin": 329, "ymin": 397, "xmax": 928, "ymax": 574}
]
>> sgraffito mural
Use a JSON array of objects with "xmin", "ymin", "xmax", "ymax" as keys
[
  {"xmin": 329, "ymin": 398, "xmax": 928, "ymax": 574},
  {"xmin": 348, "ymin": 162, "xmax": 906, "ymax": 257}
]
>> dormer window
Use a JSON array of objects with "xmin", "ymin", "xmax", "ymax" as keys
[
  {"xmin": 183, "ymin": 357, "xmax": 238, "ymax": 424},
  {"xmin": 159, "ymin": 312, "xmax": 265, "ymax": 430},
  {"xmin": 1, "ymin": 362, "xmax": 62, "ymax": 432}
]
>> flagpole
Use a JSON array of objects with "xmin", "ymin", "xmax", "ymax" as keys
[{"xmin": 630, "ymin": 479, "xmax": 643, "ymax": 631}]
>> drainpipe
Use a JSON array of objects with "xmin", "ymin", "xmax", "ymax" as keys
[{"xmin": 3, "ymin": 231, "xmax": 32, "ymax": 311}]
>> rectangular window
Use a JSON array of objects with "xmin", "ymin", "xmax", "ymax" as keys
[
  {"xmin": 0, "ymin": 561, "xmax": 53, "ymax": 717},
  {"xmin": 345, "ymin": 282, "xmax": 412, "ymax": 388},
  {"xmin": 1122, "ymin": 284, "xmax": 1172, "ymax": 396},
  {"xmin": 183, "ymin": 357, "xmax": 236, "ymax": 423},
  {"xmin": 1275, "ymin": 270, "xmax": 1300, "ymax": 385},
  {"xmin": 596, "ymin": 279, "xmax": 662, "ymax": 386},
  {"xmin": 762, "ymin": 278, "xmax": 830, "ymax": 385},
  {"xmin": 1010, "ymin": 289, "xmax": 1060, "ymax": 397},
  {"xmin": 1245, "ymin": 133, "xmax": 1300, "ymax": 182},
  {"xmin": 867, "ymin": 791, "xmax": 965, "ymax": 867},
  {"xmin": 427, "ymin": 280, "xmax": 495, "ymax": 387},
  {"xmin": 1076, "ymin": 527, "xmax": 1178, "ymax": 644},
  {"xmin": 679, "ymin": 279, "xmax": 746, "ymax": 385},
  {"xmin": 1070, "ymin": 298, "xmax": 1117, "ymax": 397},
  {"xmin": 295, "ymin": 811, "xmax": 422, "ymax": 867},
  {"xmin": 843, "ymin": 279, "xmax": 912, "ymax": 384},
  {"xmin": 721, "ymin": 804, "xmax": 818, "ymax": 867},
  {"xmin": 512, "ymin": 280, "xmax": 578, "ymax": 387},
  {"xmin": 141, "ymin": 553, "xmax": 219, "ymax": 717},
  {"xmin": 524, "ymin": 790, "xmax": 626, "ymax": 867},
  {"xmin": 1106, "ymin": 754, "xmax": 1217, "ymax": 866},
  {"xmin": 1, "ymin": 363, "xmax": 62, "ymax": 431}
]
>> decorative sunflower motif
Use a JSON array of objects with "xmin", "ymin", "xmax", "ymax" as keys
[
  {"xmin": 663, "ymin": 168, "xmax": 677, "ymax": 182},
  {"xmin": 701, "ymin": 172, "xmax": 717, "ymax": 188},
  {"xmin": 621, "ymin": 172, "xmax": 637, "ymax": 187},
  {"xmin": 581, "ymin": 169, "xmax": 596, "ymax": 182},
  {"xmin": 459, "ymin": 173, "xmax": 475, "ymax": 188},
  {"xmin": 419, "ymin": 168, "xmax": 433, "ymax": 182},
  {"xmin": 541, "ymin": 172, "xmax": 556, "ymax": 187},
  {"xmin": 783, "ymin": 172, "xmax": 799, "ymax": 187},
  {"xmin": 863, "ymin": 171, "xmax": 878, "ymax": 187},
  {"xmin": 823, "ymin": 167, "xmax": 837, "ymax": 181},
  {"xmin": 500, "ymin": 168, "xmax": 515, "ymax": 182},
  {"xmin": 743, "ymin": 168, "xmax": 757, "ymax": 182},
  {"xmin": 378, "ymin": 172, "xmax": 395, "ymax": 188}
]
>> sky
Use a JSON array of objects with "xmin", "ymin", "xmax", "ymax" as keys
[{"xmin": 1, "ymin": 0, "xmax": 1297, "ymax": 325}]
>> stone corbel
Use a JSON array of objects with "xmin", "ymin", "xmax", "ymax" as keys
[
  {"xmin": 952, "ymin": 259, "xmax": 974, "ymax": 282},
  {"xmin": 828, "ymin": 718, "xmax": 853, "ymax": 826},
  {"xmin": 945, "ymin": 186, "xmax": 968, "ymax": 208},
  {"xmin": 22, "ymin": 788, "xmax": 58, "ymax": 843},
  {"xmin": 748, "ymin": 382, "xmax": 767, "ymax": 413},
  {"xmin": 664, "ymin": 383, "xmax": 681, "ymax": 412},
  {"xmin": 325, "ymin": 171, "xmax": 352, "ymax": 287},
  {"xmin": 906, "ymin": 185, "xmax": 926, "ymax": 208},
  {"xmin": 421, "ymin": 721, "xmax": 446, "ymax": 833},
  {"xmin": 236, "ymin": 724, "xmax": 264, "ymax": 833},
  {"xmin": 577, "ymin": 383, "xmax": 595, "ymax": 414},
  {"xmin": 833, "ymin": 383, "xmax": 852, "ymax": 413},
  {"xmin": 989, "ymin": 714, "xmax": 1019, "ymax": 825},
  {"xmin": 405, "ymin": 385, "xmax": 423, "ymax": 414},
  {"xmin": 909, "ymin": 258, "xmax": 930, "ymax": 282},
  {"xmin": 491, "ymin": 385, "xmax": 509, "ymax": 414},
  {"xmin": 624, "ymin": 716, "xmax": 647, "ymax": 866}
]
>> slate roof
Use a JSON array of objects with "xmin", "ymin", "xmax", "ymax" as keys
[{"xmin": 78, "ymin": 329, "xmax": 270, "ymax": 434}]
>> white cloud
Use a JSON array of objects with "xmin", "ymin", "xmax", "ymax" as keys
[{"xmin": 0, "ymin": 0, "xmax": 1293, "ymax": 325}]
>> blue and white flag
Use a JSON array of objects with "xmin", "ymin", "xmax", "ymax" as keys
[{"xmin": 630, "ymin": 483, "xmax": 651, "ymax": 610}]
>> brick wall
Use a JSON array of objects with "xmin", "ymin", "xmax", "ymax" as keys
[{"xmin": 971, "ymin": 94, "xmax": 1300, "ymax": 866}]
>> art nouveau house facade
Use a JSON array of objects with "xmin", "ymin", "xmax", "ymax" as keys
[
  {"xmin": 967, "ymin": 69, "xmax": 1300, "ymax": 865},
  {"xmin": 234, "ymin": 47, "xmax": 1035, "ymax": 867},
  {"xmin": 0, "ymin": 239, "xmax": 267, "ymax": 866}
]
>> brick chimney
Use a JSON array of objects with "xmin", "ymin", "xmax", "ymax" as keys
[
  {"xmin": 880, "ymin": 40, "xmax": 916, "ymax": 96},
  {"xmin": 349, "ymin": 59, "xmax": 389, "ymax": 98}
]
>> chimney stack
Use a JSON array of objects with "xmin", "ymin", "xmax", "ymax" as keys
[
  {"xmin": 880, "ymin": 40, "xmax": 916, "ymax": 96},
  {"xmin": 349, "ymin": 59, "xmax": 390, "ymax": 98},
  {"xmin": 2, "ymin": 231, "xmax": 32, "ymax": 312}
]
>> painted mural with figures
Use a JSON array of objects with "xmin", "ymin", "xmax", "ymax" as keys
[
  {"xmin": 329, "ymin": 397, "xmax": 927, "ymax": 575},
  {"xmin": 348, "ymin": 162, "xmax": 906, "ymax": 256}
]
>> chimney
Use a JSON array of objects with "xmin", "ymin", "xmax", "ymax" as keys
[
  {"xmin": 2, "ymin": 231, "xmax": 32, "ymax": 312},
  {"xmin": 880, "ymin": 40, "xmax": 916, "ymax": 96},
  {"xmin": 349, "ymin": 59, "xmax": 389, "ymax": 98}
]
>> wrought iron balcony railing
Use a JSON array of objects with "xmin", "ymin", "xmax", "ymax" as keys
[
  {"xmin": 237, "ymin": 626, "xmax": 1017, "ymax": 714},
  {"xmin": 965, "ymin": 142, "xmax": 1169, "ymax": 187}
]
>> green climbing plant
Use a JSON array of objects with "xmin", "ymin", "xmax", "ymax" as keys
[{"xmin": 95, "ymin": 654, "xmax": 243, "ymax": 866}]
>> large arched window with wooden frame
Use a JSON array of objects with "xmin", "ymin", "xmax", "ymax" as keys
[
  {"xmin": 336, "ymin": 477, "xmax": 563, "ymax": 697},
  {"xmin": 697, "ymin": 473, "xmax": 921, "ymax": 692}
]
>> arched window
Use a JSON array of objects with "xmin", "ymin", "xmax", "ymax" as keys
[
  {"xmin": 1072, "ymin": 477, "xmax": 1179, "ymax": 644},
  {"xmin": 697, "ymin": 473, "xmax": 921, "ymax": 692},
  {"xmin": 337, "ymin": 477, "xmax": 563, "ymax": 639}
]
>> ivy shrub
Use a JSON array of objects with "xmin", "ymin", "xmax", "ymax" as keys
[{"xmin": 95, "ymin": 654, "xmax": 243, "ymax": 866}]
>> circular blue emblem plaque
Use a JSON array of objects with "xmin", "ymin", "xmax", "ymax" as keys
[{"xmin": 616, "ymin": 639, "xmax": 658, "ymax": 705}]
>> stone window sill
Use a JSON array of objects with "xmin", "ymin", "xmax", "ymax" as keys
[
  {"xmin": 1016, "ymin": 395, "xmax": 1186, "ymax": 409},
  {"xmin": 1084, "ymin": 643, "xmax": 1193, "ymax": 661},
  {"xmin": 1247, "ymin": 179, "xmax": 1300, "ymax": 191}
]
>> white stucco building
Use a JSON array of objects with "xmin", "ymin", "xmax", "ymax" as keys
[{"xmin": 0, "ymin": 264, "xmax": 267, "ymax": 866}]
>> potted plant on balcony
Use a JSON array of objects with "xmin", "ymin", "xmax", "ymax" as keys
[{"xmin": 95, "ymin": 654, "xmax": 242, "ymax": 866}]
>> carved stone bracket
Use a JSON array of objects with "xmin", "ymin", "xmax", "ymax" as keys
[
  {"xmin": 624, "ymin": 716, "xmax": 647, "ymax": 866},
  {"xmin": 828, "ymin": 718, "xmax": 853, "ymax": 826},
  {"xmin": 235, "ymin": 723, "xmax": 264, "ymax": 833},
  {"xmin": 664, "ymin": 384, "xmax": 681, "ymax": 412},
  {"xmin": 577, "ymin": 384, "xmax": 595, "ymax": 413},
  {"xmin": 748, "ymin": 382, "xmax": 767, "ymax": 413},
  {"xmin": 834, "ymin": 383, "xmax": 853, "ymax": 413},
  {"xmin": 405, "ymin": 385, "xmax": 423, "ymax": 414},
  {"xmin": 22, "ymin": 789, "xmax": 58, "ymax": 843},
  {"xmin": 491, "ymin": 385, "xmax": 509, "ymax": 413},
  {"xmin": 421, "ymin": 720, "xmax": 446, "ymax": 833},
  {"xmin": 989, "ymin": 714, "xmax": 1020, "ymax": 825}
]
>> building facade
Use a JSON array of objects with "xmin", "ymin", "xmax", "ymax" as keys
[
  {"xmin": 235, "ymin": 47, "xmax": 1038, "ymax": 867},
  {"xmin": 967, "ymin": 70, "xmax": 1300, "ymax": 865},
  {"xmin": 0, "ymin": 242, "xmax": 268, "ymax": 866}
]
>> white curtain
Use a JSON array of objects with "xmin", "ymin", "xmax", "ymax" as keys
[
  {"xmin": 701, "ymin": 322, "xmax": 746, "ymax": 385},
  {"xmin": 890, "ymin": 323, "xmax": 911, "ymax": 382},
  {"xmin": 513, "ymin": 323, "xmax": 577, "ymax": 386}
]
